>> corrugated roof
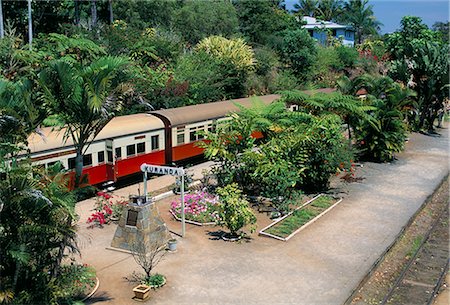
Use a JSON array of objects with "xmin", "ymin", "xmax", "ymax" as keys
[
  {"xmin": 302, "ymin": 16, "xmax": 353, "ymax": 30},
  {"xmin": 150, "ymin": 95, "xmax": 281, "ymax": 127},
  {"xmin": 28, "ymin": 114, "xmax": 164, "ymax": 154}
]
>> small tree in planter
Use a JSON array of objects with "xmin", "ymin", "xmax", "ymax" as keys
[
  {"xmin": 216, "ymin": 183, "xmax": 257, "ymax": 240},
  {"xmin": 129, "ymin": 238, "xmax": 167, "ymax": 289}
]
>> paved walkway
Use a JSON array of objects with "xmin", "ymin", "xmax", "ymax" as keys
[{"xmin": 77, "ymin": 129, "xmax": 449, "ymax": 305}]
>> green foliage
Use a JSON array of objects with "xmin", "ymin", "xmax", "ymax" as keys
[
  {"xmin": 311, "ymin": 46, "xmax": 343, "ymax": 86},
  {"xmin": 113, "ymin": 0, "xmax": 179, "ymax": 29},
  {"xmin": 174, "ymin": 51, "xmax": 225, "ymax": 105},
  {"xmin": 36, "ymin": 33, "xmax": 106, "ymax": 64},
  {"xmin": 335, "ymin": 45, "xmax": 359, "ymax": 68},
  {"xmin": 355, "ymin": 97, "xmax": 407, "ymax": 162},
  {"xmin": 195, "ymin": 36, "xmax": 256, "ymax": 98},
  {"xmin": 0, "ymin": 159, "xmax": 80, "ymax": 305},
  {"xmin": 235, "ymin": 0, "xmax": 299, "ymax": 45},
  {"xmin": 216, "ymin": 183, "xmax": 257, "ymax": 236},
  {"xmin": 277, "ymin": 29, "xmax": 317, "ymax": 79},
  {"xmin": 53, "ymin": 264, "xmax": 96, "ymax": 304},
  {"xmin": 173, "ymin": 0, "xmax": 239, "ymax": 44},
  {"xmin": 143, "ymin": 273, "xmax": 166, "ymax": 287}
]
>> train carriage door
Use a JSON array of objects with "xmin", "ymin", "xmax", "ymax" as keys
[{"xmin": 105, "ymin": 139, "xmax": 115, "ymax": 181}]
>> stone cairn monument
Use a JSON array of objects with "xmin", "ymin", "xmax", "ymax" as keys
[{"xmin": 111, "ymin": 195, "xmax": 171, "ymax": 252}]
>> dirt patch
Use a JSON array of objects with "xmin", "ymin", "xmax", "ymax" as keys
[{"xmin": 348, "ymin": 175, "xmax": 449, "ymax": 305}]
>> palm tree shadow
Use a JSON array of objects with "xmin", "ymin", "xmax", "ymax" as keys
[
  {"xmin": 206, "ymin": 230, "xmax": 252, "ymax": 243},
  {"xmin": 84, "ymin": 292, "xmax": 113, "ymax": 304}
]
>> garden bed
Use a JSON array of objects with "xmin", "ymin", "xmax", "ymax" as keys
[
  {"xmin": 259, "ymin": 194, "xmax": 342, "ymax": 241},
  {"xmin": 169, "ymin": 191, "xmax": 219, "ymax": 226}
]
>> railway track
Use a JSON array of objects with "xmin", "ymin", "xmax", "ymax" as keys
[{"xmin": 381, "ymin": 202, "xmax": 449, "ymax": 305}]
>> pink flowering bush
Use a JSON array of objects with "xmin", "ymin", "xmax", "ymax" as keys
[
  {"xmin": 170, "ymin": 191, "xmax": 220, "ymax": 223},
  {"xmin": 87, "ymin": 192, "xmax": 127, "ymax": 228}
]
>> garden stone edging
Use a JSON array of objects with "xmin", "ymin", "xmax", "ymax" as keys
[
  {"xmin": 81, "ymin": 276, "xmax": 100, "ymax": 302},
  {"xmin": 259, "ymin": 194, "xmax": 343, "ymax": 241},
  {"xmin": 169, "ymin": 209, "xmax": 216, "ymax": 226}
]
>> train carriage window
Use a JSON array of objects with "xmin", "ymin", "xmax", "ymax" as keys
[
  {"xmin": 177, "ymin": 128, "xmax": 185, "ymax": 145},
  {"xmin": 189, "ymin": 126, "xmax": 205, "ymax": 142},
  {"xmin": 68, "ymin": 157, "xmax": 76, "ymax": 169},
  {"xmin": 151, "ymin": 135, "xmax": 159, "ymax": 151},
  {"xmin": 115, "ymin": 147, "xmax": 122, "ymax": 159},
  {"xmin": 189, "ymin": 128, "xmax": 197, "ymax": 142},
  {"xmin": 137, "ymin": 142, "xmax": 145, "ymax": 154},
  {"xmin": 98, "ymin": 151, "xmax": 105, "ymax": 164},
  {"xmin": 107, "ymin": 151, "xmax": 113, "ymax": 162},
  {"xmin": 126, "ymin": 144, "xmax": 136, "ymax": 157},
  {"xmin": 83, "ymin": 154, "xmax": 92, "ymax": 167},
  {"xmin": 207, "ymin": 124, "xmax": 213, "ymax": 132}
]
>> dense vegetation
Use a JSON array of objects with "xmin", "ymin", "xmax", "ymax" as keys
[{"xmin": 0, "ymin": 1, "xmax": 448, "ymax": 303}]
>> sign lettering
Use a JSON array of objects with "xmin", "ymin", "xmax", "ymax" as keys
[{"xmin": 140, "ymin": 163, "xmax": 185, "ymax": 176}]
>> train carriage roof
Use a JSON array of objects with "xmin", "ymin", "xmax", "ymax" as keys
[
  {"xmin": 28, "ymin": 114, "xmax": 164, "ymax": 154},
  {"xmin": 150, "ymin": 94, "xmax": 282, "ymax": 127}
]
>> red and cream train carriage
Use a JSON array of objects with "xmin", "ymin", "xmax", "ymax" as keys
[{"xmin": 26, "ymin": 94, "xmax": 281, "ymax": 186}]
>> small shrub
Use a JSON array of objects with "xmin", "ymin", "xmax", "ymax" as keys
[
  {"xmin": 53, "ymin": 264, "xmax": 96, "ymax": 304},
  {"xmin": 216, "ymin": 183, "xmax": 257, "ymax": 237}
]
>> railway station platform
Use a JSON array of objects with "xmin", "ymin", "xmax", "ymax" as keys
[{"xmin": 76, "ymin": 127, "xmax": 449, "ymax": 305}]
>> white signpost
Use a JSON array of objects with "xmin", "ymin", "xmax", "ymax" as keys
[{"xmin": 140, "ymin": 163, "xmax": 187, "ymax": 237}]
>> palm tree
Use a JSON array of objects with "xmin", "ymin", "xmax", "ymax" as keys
[
  {"xmin": 39, "ymin": 56, "xmax": 129, "ymax": 187},
  {"xmin": 293, "ymin": 0, "xmax": 318, "ymax": 17},
  {"xmin": 341, "ymin": 0, "xmax": 381, "ymax": 44},
  {"xmin": 317, "ymin": 0, "xmax": 343, "ymax": 21}
]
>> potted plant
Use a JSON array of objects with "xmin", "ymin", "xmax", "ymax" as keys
[
  {"xmin": 167, "ymin": 239, "xmax": 177, "ymax": 252},
  {"xmin": 216, "ymin": 183, "xmax": 257, "ymax": 241}
]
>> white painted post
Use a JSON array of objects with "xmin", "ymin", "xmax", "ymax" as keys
[
  {"xmin": 143, "ymin": 172, "xmax": 148, "ymax": 203},
  {"xmin": 181, "ymin": 174, "xmax": 185, "ymax": 237}
]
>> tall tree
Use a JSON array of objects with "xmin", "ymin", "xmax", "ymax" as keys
[
  {"xmin": 387, "ymin": 16, "xmax": 448, "ymax": 131},
  {"xmin": 341, "ymin": 0, "xmax": 381, "ymax": 44},
  {"xmin": 235, "ymin": 0, "xmax": 299, "ymax": 45},
  {"xmin": 39, "ymin": 56, "xmax": 129, "ymax": 187},
  {"xmin": 317, "ymin": 0, "xmax": 343, "ymax": 21},
  {"xmin": 293, "ymin": 0, "xmax": 318, "ymax": 17},
  {"xmin": 173, "ymin": 0, "xmax": 239, "ymax": 44}
]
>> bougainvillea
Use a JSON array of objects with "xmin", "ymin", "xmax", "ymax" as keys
[{"xmin": 87, "ymin": 192, "xmax": 127, "ymax": 228}]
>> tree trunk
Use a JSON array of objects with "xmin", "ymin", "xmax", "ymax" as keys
[
  {"xmin": 0, "ymin": 0, "xmax": 4, "ymax": 39},
  {"xmin": 74, "ymin": 0, "xmax": 80, "ymax": 25},
  {"xmin": 91, "ymin": 0, "xmax": 98, "ymax": 29},
  {"xmin": 75, "ymin": 151, "xmax": 83, "ymax": 188},
  {"xmin": 108, "ymin": 0, "xmax": 113, "ymax": 24},
  {"xmin": 27, "ymin": 0, "xmax": 32, "ymax": 50}
]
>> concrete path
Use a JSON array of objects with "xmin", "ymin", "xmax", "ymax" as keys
[{"xmin": 77, "ymin": 129, "xmax": 449, "ymax": 305}]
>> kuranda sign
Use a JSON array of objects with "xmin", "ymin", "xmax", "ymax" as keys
[{"xmin": 140, "ymin": 163, "xmax": 185, "ymax": 176}]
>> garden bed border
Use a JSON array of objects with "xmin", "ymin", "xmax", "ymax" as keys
[
  {"xmin": 259, "ymin": 194, "xmax": 342, "ymax": 241},
  {"xmin": 169, "ymin": 210, "xmax": 216, "ymax": 226}
]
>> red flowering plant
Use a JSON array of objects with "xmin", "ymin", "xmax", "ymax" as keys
[{"xmin": 87, "ymin": 192, "xmax": 128, "ymax": 228}]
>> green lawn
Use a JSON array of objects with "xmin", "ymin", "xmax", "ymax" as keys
[{"xmin": 265, "ymin": 195, "xmax": 336, "ymax": 238}]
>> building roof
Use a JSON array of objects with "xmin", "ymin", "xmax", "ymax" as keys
[{"xmin": 302, "ymin": 16, "xmax": 353, "ymax": 30}]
